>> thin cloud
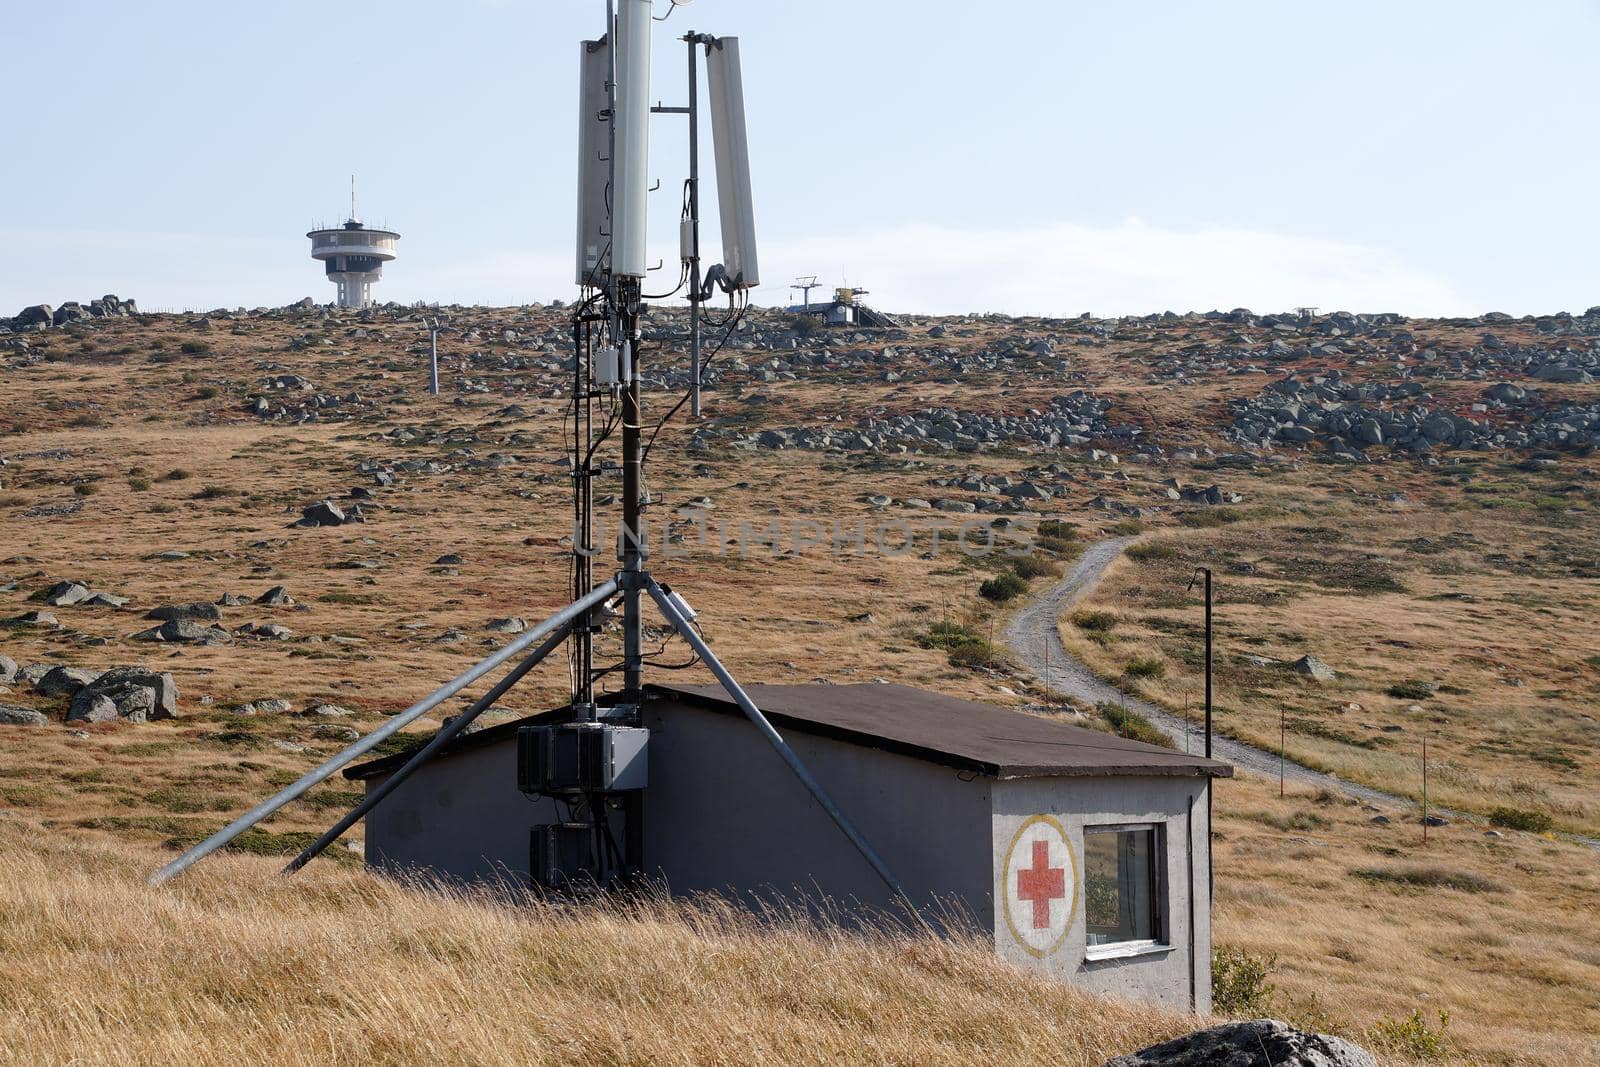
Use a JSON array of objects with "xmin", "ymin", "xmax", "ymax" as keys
[
  {"xmin": 750, "ymin": 219, "xmax": 1474, "ymax": 319},
  {"xmin": 1, "ymin": 220, "xmax": 1472, "ymax": 318}
]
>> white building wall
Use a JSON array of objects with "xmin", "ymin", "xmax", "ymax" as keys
[{"xmin": 992, "ymin": 775, "xmax": 1212, "ymax": 1013}]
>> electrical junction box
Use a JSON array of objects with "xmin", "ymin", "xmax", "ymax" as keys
[
  {"xmin": 518, "ymin": 723, "xmax": 649, "ymax": 795},
  {"xmin": 530, "ymin": 822, "xmax": 598, "ymax": 889}
]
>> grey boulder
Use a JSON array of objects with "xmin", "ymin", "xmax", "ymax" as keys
[
  {"xmin": 13, "ymin": 304, "xmax": 54, "ymax": 328},
  {"xmin": 39, "ymin": 581, "xmax": 92, "ymax": 607},
  {"xmin": 145, "ymin": 602, "xmax": 222, "ymax": 623},
  {"xmin": 1291, "ymin": 655, "xmax": 1337, "ymax": 682},
  {"xmin": 0, "ymin": 654, "xmax": 16, "ymax": 684},
  {"xmin": 35, "ymin": 665, "xmax": 102, "ymax": 697},
  {"xmin": 298, "ymin": 500, "xmax": 346, "ymax": 527},
  {"xmin": 0, "ymin": 704, "xmax": 49, "ymax": 726},
  {"xmin": 1103, "ymin": 1019, "xmax": 1376, "ymax": 1066},
  {"xmin": 133, "ymin": 619, "xmax": 232, "ymax": 645},
  {"xmin": 67, "ymin": 666, "xmax": 179, "ymax": 723}
]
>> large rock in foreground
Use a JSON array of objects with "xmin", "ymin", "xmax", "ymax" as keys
[{"xmin": 1104, "ymin": 1019, "xmax": 1376, "ymax": 1067}]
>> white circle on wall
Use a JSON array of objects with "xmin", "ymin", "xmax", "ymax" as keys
[{"xmin": 1000, "ymin": 813, "xmax": 1078, "ymax": 959}]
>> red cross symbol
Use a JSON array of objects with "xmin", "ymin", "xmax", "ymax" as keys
[{"xmin": 1016, "ymin": 839, "xmax": 1066, "ymax": 929}]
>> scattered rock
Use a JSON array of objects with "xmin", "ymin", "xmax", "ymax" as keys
[
  {"xmin": 236, "ymin": 698, "xmax": 293, "ymax": 715},
  {"xmin": 7, "ymin": 610, "xmax": 59, "ymax": 628},
  {"xmin": 486, "ymin": 617, "xmax": 526, "ymax": 634},
  {"xmin": 1103, "ymin": 1019, "xmax": 1377, "ymax": 1067},
  {"xmin": 132, "ymin": 619, "xmax": 233, "ymax": 645},
  {"xmin": 66, "ymin": 666, "xmax": 179, "ymax": 723},
  {"xmin": 297, "ymin": 500, "xmax": 346, "ymax": 527},
  {"xmin": 241, "ymin": 622, "xmax": 293, "ymax": 640},
  {"xmin": 304, "ymin": 703, "xmax": 353, "ymax": 718},
  {"xmin": 144, "ymin": 602, "xmax": 222, "ymax": 623},
  {"xmin": 0, "ymin": 705, "xmax": 49, "ymax": 726},
  {"xmin": 38, "ymin": 581, "xmax": 92, "ymax": 607},
  {"xmin": 256, "ymin": 585, "xmax": 295, "ymax": 607},
  {"xmin": 67, "ymin": 692, "xmax": 118, "ymax": 723},
  {"xmin": 35, "ymin": 665, "xmax": 102, "ymax": 698},
  {"xmin": 0, "ymin": 655, "xmax": 15, "ymax": 685},
  {"xmin": 1291, "ymin": 655, "xmax": 1337, "ymax": 682},
  {"xmin": 16, "ymin": 664, "xmax": 54, "ymax": 687}
]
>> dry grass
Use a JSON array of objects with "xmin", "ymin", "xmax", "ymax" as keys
[
  {"xmin": 0, "ymin": 818, "xmax": 1190, "ymax": 1066},
  {"xmin": 1211, "ymin": 774, "xmax": 1600, "ymax": 1066},
  {"xmin": 1059, "ymin": 509, "xmax": 1600, "ymax": 833},
  {"xmin": 3, "ymin": 308, "xmax": 1598, "ymax": 1064}
]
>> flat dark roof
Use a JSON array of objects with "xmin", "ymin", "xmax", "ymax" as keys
[
  {"xmin": 345, "ymin": 682, "xmax": 1231, "ymax": 782},
  {"xmin": 653, "ymin": 683, "xmax": 1232, "ymax": 780}
]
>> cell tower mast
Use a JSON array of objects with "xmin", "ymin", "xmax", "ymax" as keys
[{"xmin": 155, "ymin": 2, "xmax": 918, "ymax": 926}]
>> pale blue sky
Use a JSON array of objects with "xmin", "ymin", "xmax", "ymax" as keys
[{"xmin": 3, "ymin": 0, "xmax": 1596, "ymax": 316}]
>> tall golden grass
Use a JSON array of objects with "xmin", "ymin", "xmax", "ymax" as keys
[{"xmin": 0, "ymin": 822, "xmax": 1191, "ymax": 1066}]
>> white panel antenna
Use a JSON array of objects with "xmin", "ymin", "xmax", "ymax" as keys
[
  {"xmin": 611, "ymin": 0, "xmax": 653, "ymax": 279},
  {"xmin": 705, "ymin": 37, "xmax": 759, "ymax": 289},
  {"xmin": 574, "ymin": 38, "xmax": 612, "ymax": 286}
]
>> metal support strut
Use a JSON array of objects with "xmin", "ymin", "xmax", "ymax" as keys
[
  {"xmin": 645, "ymin": 577, "xmax": 925, "ymax": 926},
  {"xmin": 149, "ymin": 579, "xmax": 620, "ymax": 885},
  {"xmin": 280, "ymin": 622, "xmax": 575, "ymax": 875}
]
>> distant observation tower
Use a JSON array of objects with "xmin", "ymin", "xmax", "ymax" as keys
[{"xmin": 307, "ymin": 180, "xmax": 399, "ymax": 309}]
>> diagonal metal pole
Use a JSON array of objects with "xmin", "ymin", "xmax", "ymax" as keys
[
  {"xmin": 281, "ymin": 622, "xmax": 573, "ymax": 876},
  {"xmin": 646, "ymin": 578, "xmax": 925, "ymax": 926},
  {"xmin": 149, "ymin": 579, "xmax": 619, "ymax": 885}
]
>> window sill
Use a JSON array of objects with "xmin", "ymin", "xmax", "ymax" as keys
[{"xmin": 1084, "ymin": 941, "xmax": 1174, "ymax": 963}]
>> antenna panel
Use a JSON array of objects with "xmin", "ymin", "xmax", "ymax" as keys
[
  {"xmin": 705, "ymin": 37, "xmax": 759, "ymax": 289},
  {"xmin": 574, "ymin": 39, "xmax": 612, "ymax": 285},
  {"xmin": 611, "ymin": 0, "xmax": 653, "ymax": 279}
]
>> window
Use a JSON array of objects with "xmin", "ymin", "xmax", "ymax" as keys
[{"xmin": 1083, "ymin": 825, "xmax": 1164, "ymax": 953}]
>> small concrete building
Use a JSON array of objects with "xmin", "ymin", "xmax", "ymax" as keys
[{"xmin": 346, "ymin": 682, "xmax": 1231, "ymax": 1012}]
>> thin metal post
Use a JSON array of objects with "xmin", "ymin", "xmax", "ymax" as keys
[
  {"xmin": 1203, "ymin": 568, "xmax": 1213, "ymax": 759},
  {"xmin": 149, "ymin": 580, "xmax": 619, "ymax": 884},
  {"xmin": 621, "ymin": 291, "xmax": 644, "ymax": 695},
  {"xmin": 1191, "ymin": 565, "xmax": 1214, "ymax": 903},
  {"xmin": 428, "ymin": 320, "xmax": 440, "ymax": 396},
  {"xmin": 646, "ymin": 578, "xmax": 924, "ymax": 925},
  {"xmin": 1279, "ymin": 705, "xmax": 1285, "ymax": 797},
  {"xmin": 1422, "ymin": 736, "xmax": 1429, "ymax": 846},
  {"xmin": 686, "ymin": 31, "xmax": 703, "ymax": 418},
  {"xmin": 281, "ymin": 623, "xmax": 573, "ymax": 875}
]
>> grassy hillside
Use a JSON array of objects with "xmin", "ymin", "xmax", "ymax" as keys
[
  {"xmin": 1, "ymin": 303, "xmax": 1597, "ymax": 1064},
  {"xmin": 0, "ymin": 821, "xmax": 1190, "ymax": 1066}
]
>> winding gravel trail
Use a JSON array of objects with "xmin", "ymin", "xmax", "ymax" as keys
[
  {"xmin": 1004, "ymin": 537, "xmax": 1399, "ymax": 807},
  {"xmin": 1004, "ymin": 537, "xmax": 1600, "ymax": 850}
]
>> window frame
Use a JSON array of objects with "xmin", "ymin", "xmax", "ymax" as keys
[{"xmin": 1080, "ymin": 821, "xmax": 1171, "ymax": 962}]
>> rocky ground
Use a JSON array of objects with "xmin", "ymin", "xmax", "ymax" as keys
[{"xmin": 1, "ymin": 293, "xmax": 1597, "ymax": 1064}]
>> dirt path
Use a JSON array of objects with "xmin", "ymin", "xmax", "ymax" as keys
[{"xmin": 1004, "ymin": 537, "xmax": 1404, "ymax": 808}]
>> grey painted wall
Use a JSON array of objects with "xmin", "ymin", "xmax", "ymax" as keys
[
  {"xmin": 363, "ymin": 740, "xmax": 566, "ymax": 887},
  {"xmin": 992, "ymin": 775, "xmax": 1212, "ymax": 1013},
  {"xmin": 641, "ymin": 699, "xmax": 995, "ymax": 931}
]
